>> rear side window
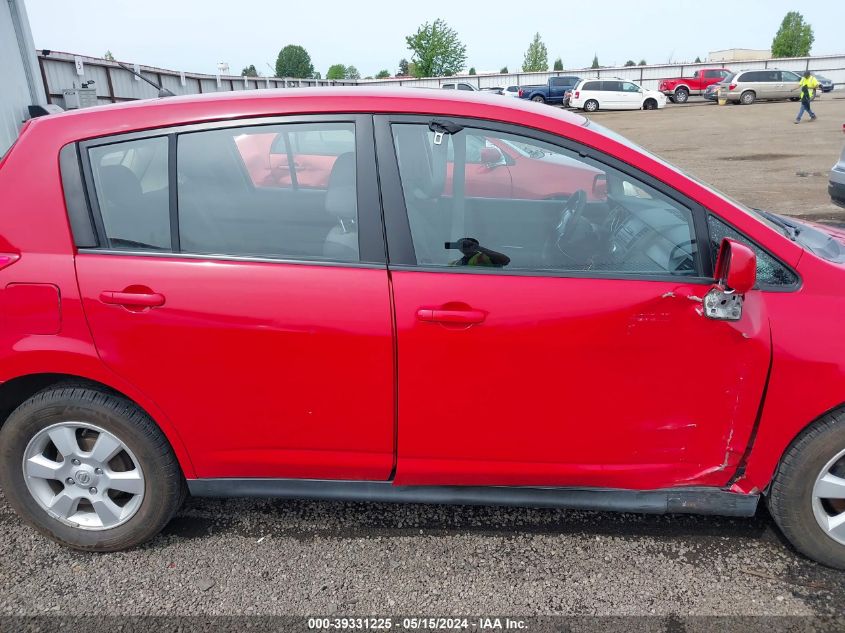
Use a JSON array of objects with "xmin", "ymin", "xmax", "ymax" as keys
[
  {"xmin": 179, "ymin": 122, "xmax": 358, "ymax": 260},
  {"xmin": 88, "ymin": 136, "xmax": 171, "ymax": 251},
  {"xmin": 582, "ymin": 81, "xmax": 600, "ymax": 91},
  {"xmin": 740, "ymin": 72, "xmax": 762, "ymax": 82}
]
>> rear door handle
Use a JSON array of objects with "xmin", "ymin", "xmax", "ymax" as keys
[
  {"xmin": 100, "ymin": 291, "xmax": 165, "ymax": 308},
  {"xmin": 416, "ymin": 308, "xmax": 486, "ymax": 324}
]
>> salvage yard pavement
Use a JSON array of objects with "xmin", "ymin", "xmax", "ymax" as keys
[{"xmin": 1, "ymin": 491, "xmax": 845, "ymax": 617}]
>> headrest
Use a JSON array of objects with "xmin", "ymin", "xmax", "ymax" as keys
[{"xmin": 325, "ymin": 152, "xmax": 357, "ymax": 220}]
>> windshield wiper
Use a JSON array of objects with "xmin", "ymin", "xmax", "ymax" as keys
[{"xmin": 758, "ymin": 209, "xmax": 799, "ymax": 241}]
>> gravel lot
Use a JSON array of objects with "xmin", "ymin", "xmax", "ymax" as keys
[{"xmin": 2, "ymin": 97, "xmax": 845, "ymax": 623}]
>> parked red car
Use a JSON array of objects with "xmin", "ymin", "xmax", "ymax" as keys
[
  {"xmin": 2, "ymin": 88, "xmax": 845, "ymax": 567},
  {"xmin": 659, "ymin": 67, "xmax": 733, "ymax": 103}
]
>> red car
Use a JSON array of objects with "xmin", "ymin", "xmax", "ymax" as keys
[
  {"xmin": 1, "ymin": 89, "xmax": 845, "ymax": 567},
  {"xmin": 659, "ymin": 68, "xmax": 733, "ymax": 103}
]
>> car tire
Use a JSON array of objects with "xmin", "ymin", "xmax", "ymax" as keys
[
  {"xmin": 643, "ymin": 99, "xmax": 658, "ymax": 110},
  {"xmin": 674, "ymin": 88, "xmax": 689, "ymax": 103},
  {"xmin": 0, "ymin": 383, "xmax": 185, "ymax": 552},
  {"xmin": 584, "ymin": 99, "xmax": 599, "ymax": 113},
  {"xmin": 768, "ymin": 408, "xmax": 845, "ymax": 569},
  {"xmin": 740, "ymin": 90, "xmax": 756, "ymax": 105},
  {"xmin": 531, "ymin": 95, "xmax": 545, "ymax": 103}
]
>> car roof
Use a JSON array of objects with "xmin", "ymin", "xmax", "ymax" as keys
[{"xmin": 29, "ymin": 87, "xmax": 588, "ymax": 144}]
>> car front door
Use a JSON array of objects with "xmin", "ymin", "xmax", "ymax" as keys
[
  {"xmin": 376, "ymin": 116, "xmax": 771, "ymax": 489},
  {"xmin": 74, "ymin": 115, "xmax": 395, "ymax": 480},
  {"xmin": 779, "ymin": 71, "xmax": 801, "ymax": 99},
  {"xmin": 620, "ymin": 82, "xmax": 644, "ymax": 109}
]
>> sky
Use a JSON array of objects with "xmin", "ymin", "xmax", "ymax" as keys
[{"xmin": 23, "ymin": 0, "xmax": 845, "ymax": 78}]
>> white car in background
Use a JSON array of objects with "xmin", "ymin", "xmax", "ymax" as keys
[{"xmin": 570, "ymin": 78, "xmax": 667, "ymax": 112}]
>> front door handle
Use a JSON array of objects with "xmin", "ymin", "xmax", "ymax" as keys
[
  {"xmin": 100, "ymin": 291, "xmax": 165, "ymax": 308},
  {"xmin": 417, "ymin": 308, "xmax": 486, "ymax": 324}
]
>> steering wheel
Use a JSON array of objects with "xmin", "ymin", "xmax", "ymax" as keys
[
  {"xmin": 554, "ymin": 189, "xmax": 588, "ymax": 249},
  {"xmin": 544, "ymin": 189, "xmax": 592, "ymax": 268}
]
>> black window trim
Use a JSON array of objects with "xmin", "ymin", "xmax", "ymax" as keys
[
  {"xmin": 374, "ymin": 113, "xmax": 715, "ymax": 284},
  {"xmin": 73, "ymin": 114, "xmax": 386, "ymax": 266}
]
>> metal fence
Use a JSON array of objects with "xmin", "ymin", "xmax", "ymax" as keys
[
  {"xmin": 37, "ymin": 50, "xmax": 357, "ymax": 109},
  {"xmin": 360, "ymin": 54, "xmax": 845, "ymax": 92},
  {"xmin": 37, "ymin": 50, "xmax": 845, "ymax": 111}
]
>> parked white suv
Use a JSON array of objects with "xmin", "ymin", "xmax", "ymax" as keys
[{"xmin": 570, "ymin": 78, "xmax": 666, "ymax": 112}]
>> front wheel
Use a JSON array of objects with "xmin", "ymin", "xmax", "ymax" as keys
[
  {"xmin": 0, "ymin": 384, "xmax": 185, "ymax": 551},
  {"xmin": 768, "ymin": 409, "xmax": 845, "ymax": 569},
  {"xmin": 531, "ymin": 95, "xmax": 545, "ymax": 103},
  {"xmin": 583, "ymin": 99, "xmax": 599, "ymax": 112},
  {"xmin": 643, "ymin": 99, "xmax": 658, "ymax": 110}
]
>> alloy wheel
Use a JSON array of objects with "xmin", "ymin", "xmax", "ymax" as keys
[
  {"xmin": 22, "ymin": 422, "xmax": 145, "ymax": 530},
  {"xmin": 812, "ymin": 447, "xmax": 845, "ymax": 546}
]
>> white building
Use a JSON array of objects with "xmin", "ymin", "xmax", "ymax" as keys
[
  {"xmin": 0, "ymin": 0, "xmax": 46, "ymax": 155},
  {"xmin": 708, "ymin": 49, "xmax": 772, "ymax": 62}
]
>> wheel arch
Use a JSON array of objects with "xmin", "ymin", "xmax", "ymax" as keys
[
  {"xmin": 736, "ymin": 400, "xmax": 845, "ymax": 496},
  {"xmin": 674, "ymin": 84, "xmax": 691, "ymax": 93},
  {"xmin": 0, "ymin": 371, "xmax": 196, "ymax": 478}
]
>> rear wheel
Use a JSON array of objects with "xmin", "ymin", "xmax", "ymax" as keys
[
  {"xmin": 643, "ymin": 99, "xmax": 658, "ymax": 110},
  {"xmin": 674, "ymin": 87, "xmax": 690, "ymax": 103},
  {"xmin": 531, "ymin": 95, "xmax": 545, "ymax": 103},
  {"xmin": 740, "ymin": 90, "xmax": 756, "ymax": 105},
  {"xmin": 768, "ymin": 409, "xmax": 845, "ymax": 569},
  {"xmin": 584, "ymin": 99, "xmax": 599, "ymax": 113},
  {"xmin": 0, "ymin": 384, "xmax": 185, "ymax": 551}
]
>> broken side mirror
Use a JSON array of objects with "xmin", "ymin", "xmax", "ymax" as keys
[{"xmin": 704, "ymin": 238, "xmax": 757, "ymax": 321}]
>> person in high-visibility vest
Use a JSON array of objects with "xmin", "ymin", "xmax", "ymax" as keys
[{"xmin": 795, "ymin": 71, "xmax": 820, "ymax": 124}]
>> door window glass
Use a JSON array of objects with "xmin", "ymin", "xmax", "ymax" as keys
[
  {"xmin": 621, "ymin": 82, "xmax": 641, "ymax": 92},
  {"xmin": 391, "ymin": 123, "xmax": 700, "ymax": 276},
  {"xmin": 88, "ymin": 136, "xmax": 171, "ymax": 251},
  {"xmin": 179, "ymin": 122, "xmax": 358, "ymax": 261},
  {"xmin": 601, "ymin": 81, "xmax": 623, "ymax": 92},
  {"xmin": 708, "ymin": 215, "xmax": 798, "ymax": 287}
]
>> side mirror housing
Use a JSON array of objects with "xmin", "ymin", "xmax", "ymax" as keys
[
  {"xmin": 480, "ymin": 147, "xmax": 504, "ymax": 166},
  {"xmin": 715, "ymin": 238, "xmax": 756, "ymax": 294},
  {"xmin": 705, "ymin": 238, "xmax": 757, "ymax": 321}
]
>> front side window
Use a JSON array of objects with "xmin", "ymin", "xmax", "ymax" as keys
[
  {"xmin": 621, "ymin": 82, "xmax": 640, "ymax": 92},
  {"xmin": 391, "ymin": 123, "xmax": 700, "ymax": 277},
  {"xmin": 88, "ymin": 136, "xmax": 171, "ymax": 251},
  {"xmin": 708, "ymin": 215, "xmax": 797, "ymax": 287},
  {"xmin": 179, "ymin": 122, "xmax": 358, "ymax": 261}
]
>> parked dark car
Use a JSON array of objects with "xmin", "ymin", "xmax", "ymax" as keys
[
  {"xmin": 519, "ymin": 76, "xmax": 581, "ymax": 104},
  {"xmin": 817, "ymin": 75, "xmax": 835, "ymax": 93}
]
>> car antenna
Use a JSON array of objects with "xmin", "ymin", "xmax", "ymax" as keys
[{"xmin": 115, "ymin": 61, "xmax": 176, "ymax": 98}]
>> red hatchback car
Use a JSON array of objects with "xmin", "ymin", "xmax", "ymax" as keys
[{"xmin": 1, "ymin": 88, "xmax": 845, "ymax": 566}]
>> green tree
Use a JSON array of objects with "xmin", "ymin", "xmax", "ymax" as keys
[
  {"xmin": 522, "ymin": 32, "xmax": 548, "ymax": 72},
  {"xmin": 276, "ymin": 44, "xmax": 314, "ymax": 78},
  {"xmin": 624, "ymin": 60, "xmax": 636, "ymax": 67},
  {"xmin": 326, "ymin": 64, "xmax": 347, "ymax": 80},
  {"xmin": 241, "ymin": 64, "xmax": 258, "ymax": 77},
  {"xmin": 313, "ymin": 71, "xmax": 322, "ymax": 80},
  {"xmin": 346, "ymin": 65, "xmax": 361, "ymax": 80},
  {"xmin": 376, "ymin": 69, "xmax": 391, "ymax": 79},
  {"xmin": 553, "ymin": 57, "xmax": 563, "ymax": 71},
  {"xmin": 499, "ymin": 66, "xmax": 509, "ymax": 74},
  {"xmin": 771, "ymin": 11, "xmax": 814, "ymax": 57},
  {"xmin": 103, "ymin": 50, "xmax": 115, "ymax": 61},
  {"xmin": 405, "ymin": 19, "xmax": 467, "ymax": 77},
  {"xmin": 638, "ymin": 59, "xmax": 647, "ymax": 66},
  {"xmin": 591, "ymin": 54, "xmax": 600, "ymax": 69},
  {"xmin": 468, "ymin": 67, "xmax": 476, "ymax": 75},
  {"xmin": 398, "ymin": 58, "xmax": 409, "ymax": 76},
  {"xmin": 694, "ymin": 56, "xmax": 702, "ymax": 63}
]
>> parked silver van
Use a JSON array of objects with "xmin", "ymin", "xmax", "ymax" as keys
[{"xmin": 720, "ymin": 69, "xmax": 801, "ymax": 105}]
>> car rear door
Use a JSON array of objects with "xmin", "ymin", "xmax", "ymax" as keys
[
  {"xmin": 375, "ymin": 115, "xmax": 772, "ymax": 489},
  {"xmin": 72, "ymin": 115, "xmax": 395, "ymax": 481},
  {"xmin": 601, "ymin": 81, "xmax": 624, "ymax": 108}
]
